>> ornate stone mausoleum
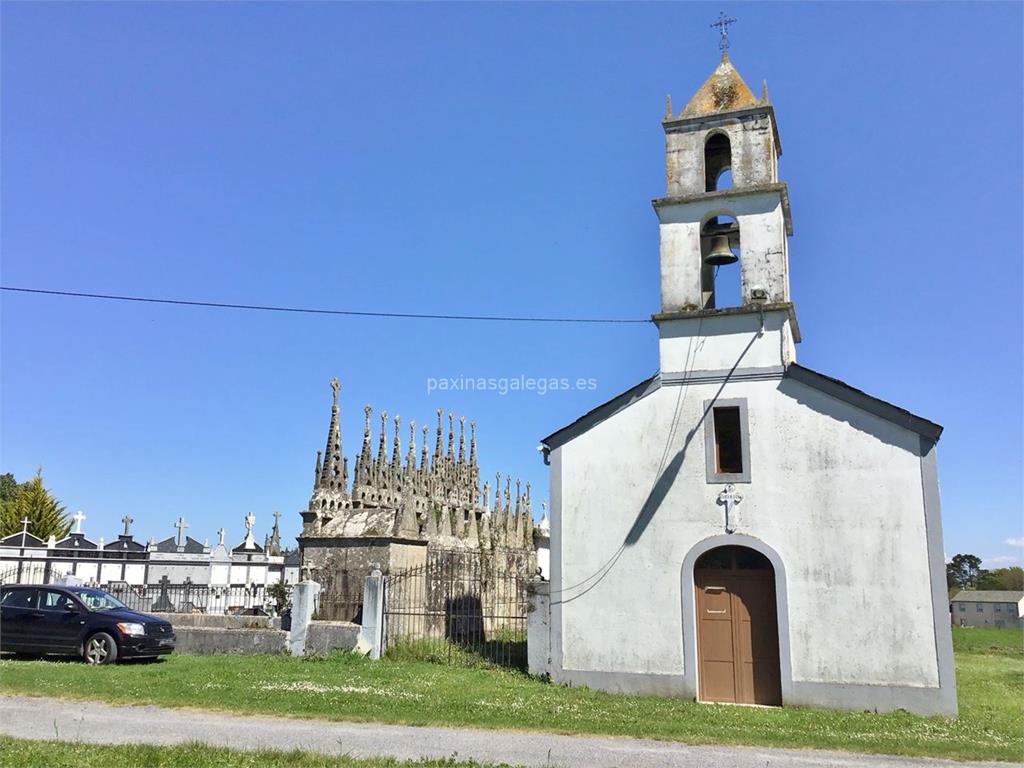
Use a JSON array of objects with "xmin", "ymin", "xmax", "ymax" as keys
[{"xmin": 298, "ymin": 379, "xmax": 536, "ymax": 614}]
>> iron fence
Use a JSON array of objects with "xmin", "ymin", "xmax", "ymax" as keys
[
  {"xmin": 382, "ymin": 549, "xmax": 528, "ymax": 669},
  {"xmin": 100, "ymin": 581, "xmax": 290, "ymax": 616}
]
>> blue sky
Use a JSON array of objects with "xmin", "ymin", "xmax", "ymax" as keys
[{"xmin": 1, "ymin": 2, "xmax": 1021, "ymax": 564}]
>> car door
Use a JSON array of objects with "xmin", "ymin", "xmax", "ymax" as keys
[
  {"xmin": 36, "ymin": 589, "xmax": 88, "ymax": 651},
  {"xmin": 0, "ymin": 587, "xmax": 39, "ymax": 650}
]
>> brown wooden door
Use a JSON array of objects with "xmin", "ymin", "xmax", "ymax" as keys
[{"xmin": 695, "ymin": 548, "xmax": 781, "ymax": 706}]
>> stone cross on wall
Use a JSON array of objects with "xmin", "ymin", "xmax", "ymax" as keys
[
  {"xmin": 717, "ymin": 484, "xmax": 743, "ymax": 534},
  {"xmin": 19, "ymin": 517, "xmax": 30, "ymax": 540},
  {"xmin": 73, "ymin": 510, "xmax": 86, "ymax": 535},
  {"xmin": 121, "ymin": 515, "xmax": 133, "ymax": 537},
  {"xmin": 174, "ymin": 516, "xmax": 189, "ymax": 547}
]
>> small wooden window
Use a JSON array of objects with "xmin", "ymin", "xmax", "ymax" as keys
[{"xmin": 713, "ymin": 407, "xmax": 743, "ymax": 474}]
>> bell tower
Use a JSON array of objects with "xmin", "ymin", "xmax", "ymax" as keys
[{"xmin": 654, "ymin": 46, "xmax": 799, "ymax": 373}]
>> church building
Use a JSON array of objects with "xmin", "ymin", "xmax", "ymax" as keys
[{"xmin": 529, "ymin": 50, "xmax": 956, "ymax": 716}]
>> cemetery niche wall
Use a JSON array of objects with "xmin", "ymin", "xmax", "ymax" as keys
[{"xmin": 0, "ymin": 509, "xmax": 300, "ymax": 615}]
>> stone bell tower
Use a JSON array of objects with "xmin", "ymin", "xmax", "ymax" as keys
[{"xmin": 654, "ymin": 50, "xmax": 799, "ymax": 374}]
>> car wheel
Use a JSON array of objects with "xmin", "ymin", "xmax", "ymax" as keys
[{"xmin": 83, "ymin": 632, "xmax": 118, "ymax": 665}]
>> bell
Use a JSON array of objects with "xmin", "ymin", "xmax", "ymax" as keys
[{"xmin": 704, "ymin": 235, "xmax": 738, "ymax": 267}]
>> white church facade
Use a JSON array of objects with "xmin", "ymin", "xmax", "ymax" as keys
[{"xmin": 529, "ymin": 52, "xmax": 956, "ymax": 717}]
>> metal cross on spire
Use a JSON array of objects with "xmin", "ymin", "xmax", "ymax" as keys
[{"xmin": 711, "ymin": 12, "xmax": 737, "ymax": 52}]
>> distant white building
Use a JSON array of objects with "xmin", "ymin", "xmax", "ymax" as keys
[
  {"xmin": 529, "ymin": 52, "xmax": 956, "ymax": 717},
  {"xmin": 950, "ymin": 591, "xmax": 1023, "ymax": 629}
]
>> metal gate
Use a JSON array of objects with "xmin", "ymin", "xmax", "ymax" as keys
[
  {"xmin": 382, "ymin": 549, "xmax": 528, "ymax": 669},
  {"xmin": 314, "ymin": 569, "xmax": 365, "ymax": 623}
]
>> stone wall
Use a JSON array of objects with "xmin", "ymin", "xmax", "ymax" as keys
[
  {"xmin": 304, "ymin": 621, "xmax": 361, "ymax": 656},
  {"xmin": 173, "ymin": 626, "xmax": 287, "ymax": 655},
  {"xmin": 151, "ymin": 612, "xmax": 277, "ymax": 630},
  {"xmin": 169, "ymin": 622, "xmax": 359, "ymax": 656}
]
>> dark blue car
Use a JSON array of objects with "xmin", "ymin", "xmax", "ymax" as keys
[{"xmin": 0, "ymin": 584, "xmax": 175, "ymax": 664}]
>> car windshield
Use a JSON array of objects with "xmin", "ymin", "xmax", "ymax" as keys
[{"xmin": 68, "ymin": 588, "xmax": 127, "ymax": 612}]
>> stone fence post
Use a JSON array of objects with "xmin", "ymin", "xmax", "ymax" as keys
[
  {"xmin": 289, "ymin": 578, "xmax": 321, "ymax": 657},
  {"xmin": 358, "ymin": 566, "xmax": 384, "ymax": 660},
  {"xmin": 527, "ymin": 579, "xmax": 551, "ymax": 677}
]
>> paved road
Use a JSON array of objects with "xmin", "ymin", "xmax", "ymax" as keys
[{"xmin": 0, "ymin": 695, "xmax": 1011, "ymax": 768}]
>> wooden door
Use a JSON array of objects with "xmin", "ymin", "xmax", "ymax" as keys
[{"xmin": 695, "ymin": 548, "xmax": 781, "ymax": 706}]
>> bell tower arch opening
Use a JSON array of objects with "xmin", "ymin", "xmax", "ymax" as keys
[
  {"xmin": 704, "ymin": 131, "xmax": 733, "ymax": 192},
  {"xmin": 700, "ymin": 214, "xmax": 741, "ymax": 309},
  {"xmin": 694, "ymin": 545, "xmax": 782, "ymax": 706}
]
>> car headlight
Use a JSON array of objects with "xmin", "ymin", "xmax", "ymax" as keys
[{"xmin": 116, "ymin": 622, "xmax": 146, "ymax": 637}]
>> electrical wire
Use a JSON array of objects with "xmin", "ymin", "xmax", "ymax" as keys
[
  {"xmin": 548, "ymin": 291, "xmax": 711, "ymax": 606},
  {"xmin": 0, "ymin": 286, "xmax": 651, "ymax": 325}
]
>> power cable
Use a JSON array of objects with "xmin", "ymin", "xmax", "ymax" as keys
[{"xmin": 0, "ymin": 286, "xmax": 651, "ymax": 325}]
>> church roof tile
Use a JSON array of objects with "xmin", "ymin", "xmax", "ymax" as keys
[
  {"xmin": 951, "ymin": 590, "xmax": 1024, "ymax": 603},
  {"xmin": 677, "ymin": 53, "xmax": 759, "ymax": 119}
]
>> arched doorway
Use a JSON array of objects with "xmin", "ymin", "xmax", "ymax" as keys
[{"xmin": 694, "ymin": 545, "xmax": 781, "ymax": 705}]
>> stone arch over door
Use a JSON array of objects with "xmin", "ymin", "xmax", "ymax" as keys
[{"xmin": 680, "ymin": 534, "xmax": 793, "ymax": 704}]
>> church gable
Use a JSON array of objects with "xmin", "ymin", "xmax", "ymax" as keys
[
  {"xmin": 783, "ymin": 364, "xmax": 942, "ymax": 443},
  {"xmin": 542, "ymin": 364, "xmax": 942, "ymax": 456},
  {"xmin": 542, "ymin": 374, "xmax": 660, "ymax": 452}
]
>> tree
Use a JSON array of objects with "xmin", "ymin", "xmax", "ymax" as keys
[
  {"xmin": 0, "ymin": 473, "xmax": 23, "ymax": 537},
  {"xmin": 0, "ymin": 473, "xmax": 19, "ymax": 502},
  {"xmin": 266, "ymin": 581, "xmax": 290, "ymax": 614},
  {"xmin": 0, "ymin": 497, "xmax": 18, "ymax": 538},
  {"xmin": 978, "ymin": 567, "xmax": 1024, "ymax": 591},
  {"xmin": 946, "ymin": 553, "xmax": 984, "ymax": 591},
  {"xmin": 8, "ymin": 471, "xmax": 71, "ymax": 541}
]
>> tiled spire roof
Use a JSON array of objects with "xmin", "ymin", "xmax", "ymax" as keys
[{"xmin": 679, "ymin": 52, "xmax": 759, "ymax": 119}]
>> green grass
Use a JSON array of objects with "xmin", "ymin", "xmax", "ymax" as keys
[
  {"xmin": 384, "ymin": 639, "xmax": 526, "ymax": 670},
  {"xmin": 951, "ymin": 626, "xmax": 1023, "ymax": 658},
  {"xmin": 0, "ymin": 738, "xmax": 510, "ymax": 768},
  {"xmin": 0, "ymin": 627, "xmax": 1021, "ymax": 763}
]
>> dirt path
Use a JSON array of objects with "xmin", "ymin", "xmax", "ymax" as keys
[{"xmin": 0, "ymin": 694, "xmax": 1010, "ymax": 768}]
